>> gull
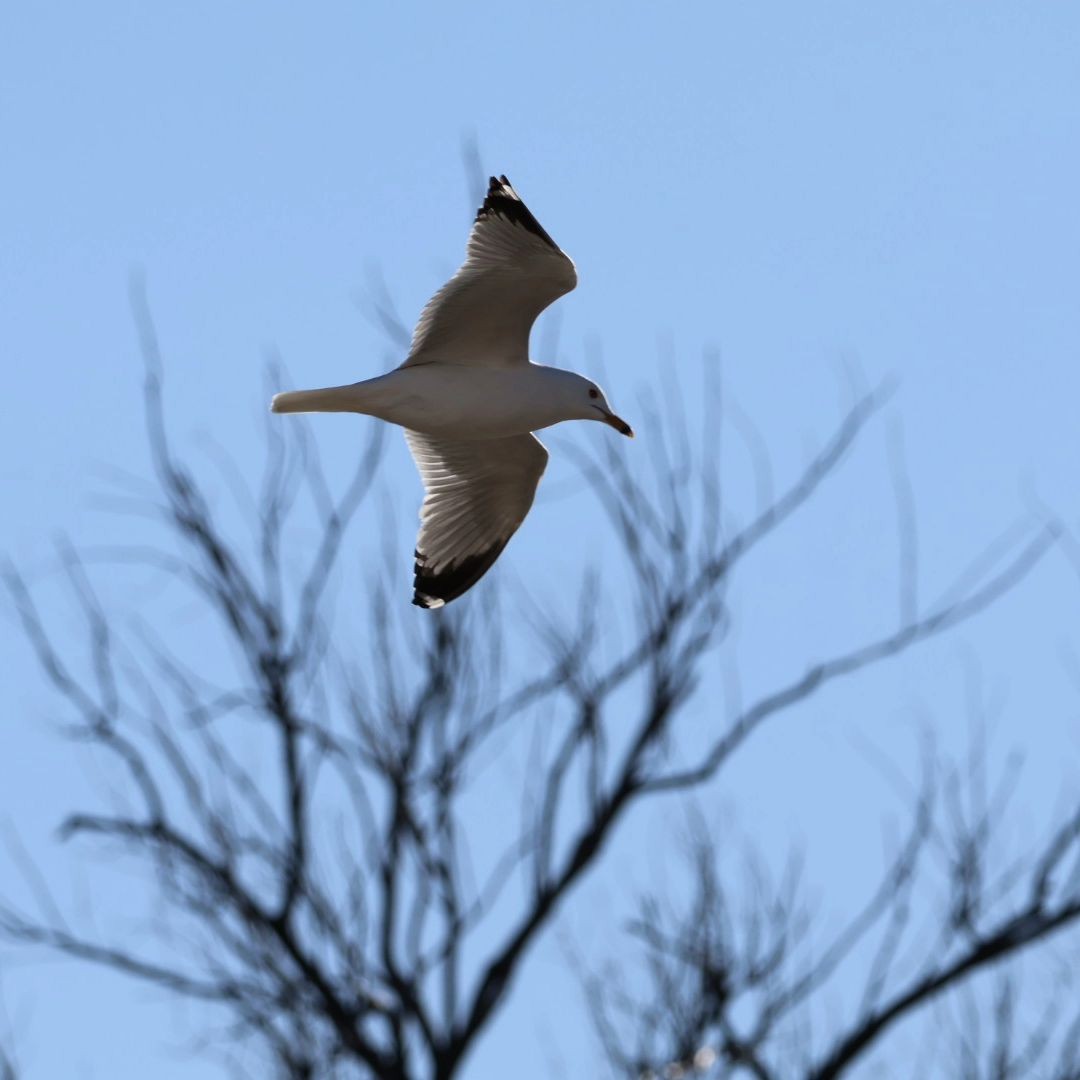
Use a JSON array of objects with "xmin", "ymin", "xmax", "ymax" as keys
[{"xmin": 271, "ymin": 175, "xmax": 633, "ymax": 609}]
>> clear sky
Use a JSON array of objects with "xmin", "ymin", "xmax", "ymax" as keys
[{"xmin": 2, "ymin": 3, "xmax": 1080, "ymax": 1077}]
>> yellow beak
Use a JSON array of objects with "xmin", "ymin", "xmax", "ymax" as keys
[{"xmin": 601, "ymin": 411, "xmax": 634, "ymax": 437}]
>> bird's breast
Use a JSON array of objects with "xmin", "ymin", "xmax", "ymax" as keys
[{"xmin": 378, "ymin": 366, "xmax": 559, "ymax": 439}]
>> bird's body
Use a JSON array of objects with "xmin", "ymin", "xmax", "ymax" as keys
[
  {"xmin": 272, "ymin": 175, "xmax": 632, "ymax": 608},
  {"xmin": 275, "ymin": 364, "xmax": 612, "ymax": 441}
]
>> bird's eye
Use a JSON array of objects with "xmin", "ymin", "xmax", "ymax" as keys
[{"xmin": 588, "ymin": 388, "xmax": 599, "ymax": 400}]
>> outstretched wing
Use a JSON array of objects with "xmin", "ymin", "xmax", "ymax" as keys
[
  {"xmin": 405, "ymin": 430, "xmax": 549, "ymax": 608},
  {"xmin": 401, "ymin": 175, "xmax": 577, "ymax": 368}
]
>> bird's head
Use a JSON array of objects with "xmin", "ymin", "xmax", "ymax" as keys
[{"xmin": 554, "ymin": 371, "xmax": 634, "ymax": 437}]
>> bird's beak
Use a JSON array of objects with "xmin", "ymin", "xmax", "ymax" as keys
[{"xmin": 602, "ymin": 411, "xmax": 634, "ymax": 438}]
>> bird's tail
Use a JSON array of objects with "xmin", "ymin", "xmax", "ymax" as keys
[{"xmin": 270, "ymin": 385, "xmax": 361, "ymax": 414}]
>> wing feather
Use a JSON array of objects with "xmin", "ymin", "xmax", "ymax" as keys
[
  {"xmin": 405, "ymin": 430, "xmax": 549, "ymax": 608},
  {"xmin": 401, "ymin": 176, "xmax": 577, "ymax": 368}
]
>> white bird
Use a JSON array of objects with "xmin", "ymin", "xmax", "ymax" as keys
[{"xmin": 271, "ymin": 175, "xmax": 633, "ymax": 608}]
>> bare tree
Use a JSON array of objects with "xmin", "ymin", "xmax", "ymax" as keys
[
  {"xmin": 0, "ymin": 281, "xmax": 1064, "ymax": 1078},
  {"xmin": 586, "ymin": 730, "xmax": 1080, "ymax": 1079}
]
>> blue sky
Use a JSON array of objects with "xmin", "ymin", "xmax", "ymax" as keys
[{"xmin": 3, "ymin": 3, "xmax": 1080, "ymax": 1076}]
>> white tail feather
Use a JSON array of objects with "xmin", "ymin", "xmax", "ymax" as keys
[{"xmin": 270, "ymin": 386, "xmax": 361, "ymax": 414}]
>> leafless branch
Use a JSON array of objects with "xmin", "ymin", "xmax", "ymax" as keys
[
  {"xmin": 0, "ymin": 291, "xmax": 1063, "ymax": 1079},
  {"xmin": 591, "ymin": 721, "xmax": 1080, "ymax": 1080}
]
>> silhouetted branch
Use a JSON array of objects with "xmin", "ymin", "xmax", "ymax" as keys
[
  {"xmin": 0, "ymin": 290, "xmax": 1062, "ymax": 1078},
  {"xmin": 590, "ymin": 724, "xmax": 1080, "ymax": 1080}
]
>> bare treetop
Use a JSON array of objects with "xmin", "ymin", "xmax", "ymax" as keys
[{"xmin": 0, "ymin": 285, "xmax": 1072, "ymax": 1078}]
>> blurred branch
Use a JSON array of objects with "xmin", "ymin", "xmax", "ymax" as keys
[
  {"xmin": 0, "ymin": 291, "xmax": 1063, "ymax": 1079},
  {"xmin": 591, "ymin": 724, "xmax": 1080, "ymax": 1080}
]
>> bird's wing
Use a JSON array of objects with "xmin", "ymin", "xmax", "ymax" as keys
[
  {"xmin": 405, "ymin": 430, "xmax": 549, "ymax": 608},
  {"xmin": 401, "ymin": 175, "xmax": 577, "ymax": 368}
]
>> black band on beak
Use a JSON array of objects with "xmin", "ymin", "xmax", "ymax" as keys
[{"xmin": 595, "ymin": 407, "xmax": 634, "ymax": 437}]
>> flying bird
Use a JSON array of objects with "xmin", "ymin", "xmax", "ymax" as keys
[{"xmin": 271, "ymin": 175, "xmax": 633, "ymax": 608}]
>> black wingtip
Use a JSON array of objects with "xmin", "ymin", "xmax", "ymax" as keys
[
  {"xmin": 411, "ymin": 542, "xmax": 509, "ymax": 609},
  {"xmin": 475, "ymin": 174, "xmax": 558, "ymax": 250}
]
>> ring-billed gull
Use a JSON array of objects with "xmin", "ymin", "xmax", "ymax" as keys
[{"xmin": 271, "ymin": 175, "xmax": 633, "ymax": 608}]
